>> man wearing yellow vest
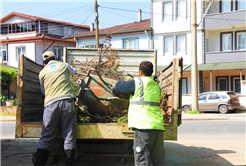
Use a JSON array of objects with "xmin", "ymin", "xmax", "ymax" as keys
[
  {"xmin": 113, "ymin": 61, "xmax": 165, "ymax": 166},
  {"xmin": 34, "ymin": 51, "xmax": 77, "ymax": 166}
]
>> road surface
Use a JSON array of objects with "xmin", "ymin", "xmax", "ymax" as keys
[{"xmin": 1, "ymin": 120, "xmax": 245, "ymax": 165}]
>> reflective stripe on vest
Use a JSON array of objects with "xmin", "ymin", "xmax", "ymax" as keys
[{"xmin": 130, "ymin": 78, "xmax": 160, "ymax": 106}]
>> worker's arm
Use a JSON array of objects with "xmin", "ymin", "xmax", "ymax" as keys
[
  {"xmin": 39, "ymin": 75, "xmax": 45, "ymax": 96},
  {"xmin": 114, "ymin": 80, "xmax": 135, "ymax": 95},
  {"xmin": 66, "ymin": 63, "xmax": 77, "ymax": 75}
]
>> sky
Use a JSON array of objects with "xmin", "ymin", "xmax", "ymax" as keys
[{"xmin": 0, "ymin": 0, "xmax": 151, "ymax": 29}]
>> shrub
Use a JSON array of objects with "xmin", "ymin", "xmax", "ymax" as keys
[{"xmin": 0, "ymin": 67, "xmax": 17, "ymax": 86}]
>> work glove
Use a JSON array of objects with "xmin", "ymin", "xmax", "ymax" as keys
[{"xmin": 111, "ymin": 84, "xmax": 121, "ymax": 97}]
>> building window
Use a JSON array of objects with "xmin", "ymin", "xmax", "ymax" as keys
[
  {"xmin": 1, "ymin": 26, "xmax": 8, "ymax": 34},
  {"xmin": 221, "ymin": 32, "xmax": 232, "ymax": 51},
  {"xmin": 231, "ymin": 76, "xmax": 244, "ymax": 94},
  {"xmin": 163, "ymin": 2, "xmax": 172, "ymax": 20},
  {"xmin": 16, "ymin": 47, "xmax": 25, "ymax": 60},
  {"xmin": 237, "ymin": 0, "xmax": 246, "ymax": 10},
  {"xmin": 164, "ymin": 37, "xmax": 173, "ymax": 54},
  {"xmin": 0, "ymin": 45, "xmax": 7, "ymax": 62},
  {"xmin": 182, "ymin": 78, "xmax": 187, "ymax": 94},
  {"xmin": 54, "ymin": 47, "xmax": 62, "ymax": 61},
  {"xmin": 2, "ymin": 22, "xmax": 36, "ymax": 34},
  {"xmin": 176, "ymin": 35, "xmax": 186, "ymax": 54},
  {"xmin": 40, "ymin": 23, "xmax": 48, "ymax": 33},
  {"xmin": 236, "ymin": 31, "xmax": 246, "ymax": 50},
  {"xmin": 81, "ymin": 44, "xmax": 104, "ymax": 48},
  {"xmin": 123, "ymin": 38, "xmax": 139, "ymax": 49},
  {"xmin": 177, "ymin": 0, "xmax": 186, "ymax": 19},
  {"xmin": 205, "ymin": 38, "xmax": 209, "ymax": 52},
  {"xmin": 64, "ymin": 27, "xmax": 74, "ymax": 36},
  {"xmin": 220, "ymin": 0, "xmax": 232, "ymax": 12}
]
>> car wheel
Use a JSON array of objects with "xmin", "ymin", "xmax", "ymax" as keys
[
  {"xmin": 183, "ymin": 105, "xmax": 191, "ymax": 113},
  {"xmin": 219, "ymin": 105, "xmax": 228, "ymax": 114}
]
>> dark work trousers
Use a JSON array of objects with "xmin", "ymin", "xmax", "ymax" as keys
[
  {"xmin": 133, "ymin": 129, "xmax": 165, "ymax": 166},
  {"xmin": 38, "ymin": 98, "xmax": 77, "ymax": 151}
]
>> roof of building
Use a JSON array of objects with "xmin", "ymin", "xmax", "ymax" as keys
[
  {"xmin": 66, "ymin": 19, "xmax": 151, "ymax": 39},
  {"xmin": 1, "ymin": 12, "xmax": 90, "ymax": 29},
  {"xmin": 1, "ymin": 33, "xmax": 75, "ymax": 46},
  {"xmin": 184, "ymin": 62, "xmax": 246, "ymax": 71},
  {"xmin": 157, "ymin": 62, "xmax": 246, "ymax": 72}
]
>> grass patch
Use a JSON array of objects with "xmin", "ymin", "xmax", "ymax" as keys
[
  {"xmin": 187, "ymin": 111, "xmax": 200, "ymax": 114},
  {"xmin": 0, "ymin": 112, "xmax": 16, "ymax": 116}
]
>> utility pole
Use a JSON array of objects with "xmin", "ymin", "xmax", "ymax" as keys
[
  {"xmin": 191, "ymin": 0, "xmax": 198, "ymax": 112},
  {"xmin": 95, "ymin": 0, "xmax": 99, "ymax": 48}
]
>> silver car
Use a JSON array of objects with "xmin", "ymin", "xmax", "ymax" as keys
[{"xmin": 182, "ymin": 91, "xmax": 240, "ymax": 114}]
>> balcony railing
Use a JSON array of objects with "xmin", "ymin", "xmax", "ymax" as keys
[
  {"xmin": 205, "ymin": 50, "xmax": 246, "ymax": 64},
  {"xmin": 205, "ymin": 10, "xmax": 246, "ymax": 29}
]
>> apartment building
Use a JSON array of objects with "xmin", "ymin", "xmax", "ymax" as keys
[
  {"xmin": 152, "ymin": 0, "xmax": 205, "ymax": 94},
  {"xmin": 152, "ymin": 0, "xmax": 246, "ymax": 95},
  {"xmin": 204, "ymin": 0, "xmax": 246, "ymax": 94}
]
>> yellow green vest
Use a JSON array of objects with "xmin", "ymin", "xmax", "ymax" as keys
[
  {"xmin": 128, "ymin": 77, "xmax": 165, "ymax": 130},
  {"xmin": 39, "ymin": 60, "xmax": 75, "ymax": 107}
]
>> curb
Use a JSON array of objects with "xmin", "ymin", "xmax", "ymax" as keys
[
  {"xmin": 182, "ymin": 118, "xmax": 228, "ymax": 121},
  {"xmin": 0, "ymin": 120, "xmax": 16, "ymax": 122},
  {"xmin": 1, "ymin": 118, "xmax": 230, "ymax": 122}
]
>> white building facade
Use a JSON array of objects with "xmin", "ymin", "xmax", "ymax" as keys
[{"xmin": 0, "ymin": 12, "xmax": 90, "ymax": 67}]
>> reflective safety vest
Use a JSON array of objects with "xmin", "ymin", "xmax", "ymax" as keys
[{"xmin": 128, "ymin": 77, "xmax": 165, "ymax": 131}]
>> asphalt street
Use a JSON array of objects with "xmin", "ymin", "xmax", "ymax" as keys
[
  {"xmin": 1, "ymin": 119, "xmax": 246, "ymax": 166},
  {"xmin": 1, "ymin": 120, "xmax": 245, "ymax": 141},
  {"xmin": 178, "ymin": 120, "xmax": 246, "ymax": 143},
  {"xmin": 0, "ymin": 122, "xmax": 16, "ymax": 139}
]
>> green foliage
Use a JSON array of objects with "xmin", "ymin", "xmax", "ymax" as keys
[
  {"xmin": 70, "ymin": 81, "xmax": 79, "ymax": 96},
  {"xmin": 111, "ymin": 114, "xmax": 128, "ymax": 123},
  {"xmin": 1, "ymin": 94, "xmax": 5, "ymax": 102},
  {"xmin": 0, "ymin": 112, "xmax": 16, "ymax": 116},
  {"xmin": 187, "ymin": 110, "xmax": 200, "ymax": 114},
  {"xmin": 0, "ymin": 67, "xmax": 17, "ymax": 86},
  {"xmin": 114, "ymin": 61, "xmax": 120, "ymax": 71},
  {"xmin": 80, "ymin": 116, "xmax": 90, "ymax": 123}
]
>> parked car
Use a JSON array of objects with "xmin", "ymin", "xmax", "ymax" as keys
[{"xmin": 182, "ymin": 91, "xmax": 240, "ymax": 114}]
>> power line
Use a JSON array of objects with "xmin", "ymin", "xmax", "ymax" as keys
[
  {"xmin": 100, "ymin": 8, "xmax": 137, "ymax": 21},
  {"xmin": 99, "ymin": 5, "xmax": 246, "ymax": 22},
  {"xmin": 38, "ymin": 5, "xmax": 93, "ymax": 17}
]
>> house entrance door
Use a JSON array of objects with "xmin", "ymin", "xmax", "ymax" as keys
[{"xmin": 218, "ymin": 77, "xmax": 228, "ymax": 91}]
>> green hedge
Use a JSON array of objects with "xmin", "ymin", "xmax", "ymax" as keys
[{"xmin": 0, "ymin": 67, "xmax": 17, "ymax": 86}]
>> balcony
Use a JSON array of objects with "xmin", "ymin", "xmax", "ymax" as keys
[
  {"xmin": 205, "ymin": 50, "xmax": 246, "ymax": 64},
  {"xmin": 205, "ymin": 10, "xmax": 246, "ymax": 30}
]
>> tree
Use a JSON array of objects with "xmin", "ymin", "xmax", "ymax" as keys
[{"xmin": 0, "ymin": 67, "xmax": 17, "ymax": 91}]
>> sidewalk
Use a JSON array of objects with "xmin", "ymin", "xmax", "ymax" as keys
[
  {"xmin": 1, "ymin": 111, "xmax": 245, "ymax": 122},
  {"xmin": 182, "ymin": 111, "xmax": 246, "ymax": 121},
  {"xmin": 0, "ymin": 116, "xmax": 16, "ymax": 122}
]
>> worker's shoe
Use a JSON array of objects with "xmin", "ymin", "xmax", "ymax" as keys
[
  {"xmin": 34, "ymin": 148, "xmax": 50, "ymax": 166},
  {"xmin": 64, "ymin": 149, "xmax": 76, "ymax": 166}
]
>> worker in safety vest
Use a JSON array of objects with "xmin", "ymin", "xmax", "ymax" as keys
[
  {"xmin": 113, "ymin": 61, "xmax": 165, "ymax": 166},
  {"xmin": 34, "ymin": 51, "xmax": 77, "ymax": 166}
]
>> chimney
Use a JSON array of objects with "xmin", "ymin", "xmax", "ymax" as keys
[
  {"xmin": 138, "ymin": 9, "xmax": 142, "ymax": 22},
  {"xmin": 90, "ymin": 23, "xmax": 94, "ymax": 31}
]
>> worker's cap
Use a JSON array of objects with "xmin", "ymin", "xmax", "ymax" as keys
[{"xmin": 42, "ymin": 51, "xmax": 55, "ymax": 61}]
